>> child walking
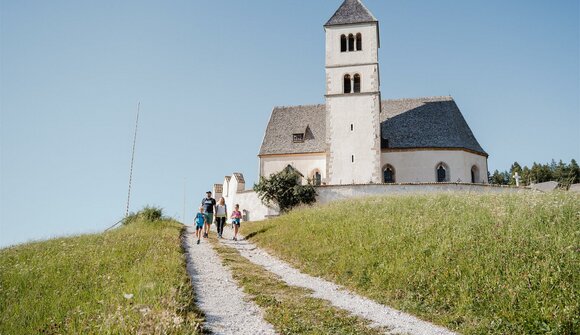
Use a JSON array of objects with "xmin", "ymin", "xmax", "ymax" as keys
[
  {"xmin": 215, "ymin": 197, "xmax": 228, "ymax": 239},
  {"xmin": 230, "ymin": 204, "xmax": 242, "ymax": 241},
  {"xmin": 194, "ymin": 206, "xmax": 206, "ymax": 244}
]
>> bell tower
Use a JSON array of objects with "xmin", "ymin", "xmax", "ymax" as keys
[{"xmin": 325, "ymin": 0, "xmax": 382, "ymax": 184}]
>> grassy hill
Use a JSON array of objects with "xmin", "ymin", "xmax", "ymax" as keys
[
  {"xmin": 242, "ymin": 192, "xmax": 579, "ymax": 335},
  {"xmin": 0, "ymin": 218, "xmax": 202, "ymax": 334}
]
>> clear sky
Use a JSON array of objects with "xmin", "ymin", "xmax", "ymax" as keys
[{"xmin": 1, "ymin": 0, "xmax": 578, "ymax": 247}]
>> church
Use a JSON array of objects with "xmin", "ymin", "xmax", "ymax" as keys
[{"xmin": 258, "ymin": 0, "xmax": 488, "ymax": 185}]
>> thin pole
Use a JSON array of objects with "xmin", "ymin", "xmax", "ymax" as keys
[
  {"xmin": 125, "ymin": 102, "xmax": 140, "ymax": 218},
  {"xmin": 183, "ymin": 177, "xmax": 186, "ymax": 224}
]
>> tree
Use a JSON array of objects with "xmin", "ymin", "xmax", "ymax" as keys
[
  {"xmin": 253, "ymin": 165, "xmax": 317, "ymax": 213},
  {"xmin": 490, "ymin": 170, "xmax": 508, "ymax": 185}
]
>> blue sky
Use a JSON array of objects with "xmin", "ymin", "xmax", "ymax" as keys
[{"xmin": 1, "ymin": 0, "xmax": 578, "ymax": 247}]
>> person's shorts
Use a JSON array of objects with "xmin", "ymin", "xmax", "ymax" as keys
[
  {"xmin": 203, "ymin": 213, "xmax": 213, "ymax": 224},
  {"xmin": 232, "ymin": 219, "xmax": 241, "ymax": 226},
  {"xmin": 195, "ymin": 224, "xmax": 204, "ymax": 230}
]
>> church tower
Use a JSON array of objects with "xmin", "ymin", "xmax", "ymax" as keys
[{"xmin": 325, "ymin": 0, "xmax": 382, "ymax": 184}]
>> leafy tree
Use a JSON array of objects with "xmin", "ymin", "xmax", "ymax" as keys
[
  {"xmin": 490, "ymin": 170, "xmax": 508, "ymax": 185},
  {"xmin": 254, "ymin": 165, "xmax": 317, "ymax": 213}
]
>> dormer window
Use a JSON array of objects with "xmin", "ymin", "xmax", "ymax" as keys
[{"xmin": 293, "ymin": 133, "xmax": 304, "ymax": 143}]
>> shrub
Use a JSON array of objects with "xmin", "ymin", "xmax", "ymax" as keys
[
  {"xmin": 122, "ymin": 206, "xmax": 164, "ymax": 225},
  {"xmin": 254, "ymin": 166, "xmax": 317, "ymax": 213}
]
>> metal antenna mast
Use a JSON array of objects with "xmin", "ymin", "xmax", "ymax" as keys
[{"xmin": 125, "ymin": 102, "xmax": 140, "ymax": 218}]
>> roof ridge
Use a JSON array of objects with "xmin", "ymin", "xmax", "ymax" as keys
[
  {"xmin": 382, "ymin": 96, "xmax": 454, "ymax": 102},
  {"xmin": 274, "ymin": 103, "xmax": 325, "ymax": 109}
]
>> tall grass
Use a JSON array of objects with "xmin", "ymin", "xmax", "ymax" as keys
[
  {"xmin": 0, "ymin": 218, "xmax": 202, "ymax": 334},
  {"xmin": 243, "ymin": 192, "xmax": 579, "ymax": 334}
]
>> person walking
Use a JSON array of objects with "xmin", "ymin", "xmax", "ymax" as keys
[
  {"xmin": 194, "ymin": 206, "xmax": 206, "ymax": 244},
  {"xmin": 201, "ymin": 191, "xmax": 216, "ymax": 238},
  {"xmin": 215, "ymin": 197, "xmax": 227, "ymax": 238},
  {"xmin": 230, "ymin": 204, "xmax": 242, "ymax": 241}
]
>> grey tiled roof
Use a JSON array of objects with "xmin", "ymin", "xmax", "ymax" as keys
[
  {"xmin": 325, "ymin": 0, "xmax": 377, "ymax": 26},
  {"xmin": 381, "ymin": 97, "xmax": 487, "ymax": 156},
  {"xmin": 259, "ymin": 96, "xmax": 487, "ymax": 156},
  {"xmin": 259, "ymin": 104, "xmax": 326, "ymax": 155}
]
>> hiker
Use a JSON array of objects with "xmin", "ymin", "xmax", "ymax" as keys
[
  {"xmin": 194, "ymin": 206, "xmax": 206, "ymax": 244},
  {"xmin": 201, "ymin": 191, "xmax": 216, "ymax": 238},
  {"xmin": 215, "ymin": 197, "xmax": 227, "ymax": 238},
  {"xmin": 230, "ymin": 204, "xmax": 242, "ymax": 241}
]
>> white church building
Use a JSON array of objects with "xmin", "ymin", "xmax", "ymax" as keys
[
  {"xmin": 259, "ymin": 0, "xmax": 488, "ymax": 186},
  {"xmin": 214, "ymin": 0, "xmax": 492, "ymax": 220}
]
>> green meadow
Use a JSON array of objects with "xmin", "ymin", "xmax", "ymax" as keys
[
  {"xmin": 242, "ymin": 192, "xmax": 579, "ymax": 335},
  {"xmin": 0, "ymin": 219, "xmax": 202, "ymax": 334}
]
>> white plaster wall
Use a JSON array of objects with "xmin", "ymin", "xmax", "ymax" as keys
[
  {"xmin": 233, "ymin": 191, "xmax": 278, "ymax": 222},
  {"xmin": 380, "ymin": 150, "xmax": 488, "ymax": 184},
  {"xmin": 325, "ymin": 23, "xmax": 378, "ymax": 67},
  {"xmin": 327, "ymin": 94, "xmax": 381, "ymax": 185},
  {"xmin": 260, "ymin": 154, "xmax": 327, "ymax": 184},
  {"xmin": 326, "ymin": 64, "xmax": 379, "ymax": 95}
]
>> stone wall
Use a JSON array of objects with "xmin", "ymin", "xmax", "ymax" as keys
[
  {"xmin": 316, "ymin": 183, "xmax": 526, "ymax": 204},
  {"xmin": 220, "ymin": 174, "xmax": 528, "ymax": 222}
]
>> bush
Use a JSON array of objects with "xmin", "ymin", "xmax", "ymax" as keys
[
  {"xmin": 122, "ymin": 206, "xmax": 164, "ymax": 225},
  {"xmin": 253, "ymin": 166, "xmax": 317, "ymax": 213}
]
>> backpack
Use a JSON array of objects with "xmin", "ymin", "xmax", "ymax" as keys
[{"xmin": 195, "ymin": 213, "xmax": 205, "ymax": 225}]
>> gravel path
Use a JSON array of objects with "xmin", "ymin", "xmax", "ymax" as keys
[
  {"xmin": 219, "ymin": 227, "xmax": 458, "ymax": 335},
  {"xmin": 182, "ymin": 226, "xmax": 276, "ymax": 335}
]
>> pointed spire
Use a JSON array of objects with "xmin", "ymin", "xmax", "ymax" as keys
[{"xmin": 325, "ymin": 0, "xmax": 377, "ymax": 27}]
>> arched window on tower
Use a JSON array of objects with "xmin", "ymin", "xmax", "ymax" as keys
[
  {"xmin": 471, "ymin": 165, "xmax": 479, "ymax": 183},
  {"xmin": 436, "ymin": 163, "xmax": 449, "ymax": 182},
  {"xmin": 356, "ymin": 33, "xmax": 362, "ymax": 51},
  {"xmin": 344, "ymin": 74, "xmax": 351, "ymax": 93},
  {"xmin": 340, "ymin": 35, "xmax": 347, "ymax": 52},
  {"xmin": 353, "ymin": 74, "xmax": 361, "ymax": 93},
  {"xmin": 348, "ymin": 34, "xmax": 355, "ymax": 51},
  {"xmin": 383, "ymin": 165, "xmax": 395, "ymax": 183}
]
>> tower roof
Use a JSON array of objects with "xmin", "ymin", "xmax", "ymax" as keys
[{"xmin": 325, "ymin": 0, "xmax": 377, "ymax": 27}]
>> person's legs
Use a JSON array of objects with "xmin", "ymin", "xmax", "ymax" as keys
[
  {"xmin": 217, "ymin": 217, "xmax": 225, "ymax": 236},
  {"xmin": 204, "ymin": 213, "xmax": 213, "ymax": 238},
  {"xmin": 234, "ymin": 224, "xmax": 239, "ymax": 239}
]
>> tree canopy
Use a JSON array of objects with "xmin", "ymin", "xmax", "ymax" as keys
[{"xmin": 253, "ymin": 165, "xmax": 317, "ymax": 213}]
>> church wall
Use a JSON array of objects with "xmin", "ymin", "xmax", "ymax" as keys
[
  {"xmin": 380, "ymin": 150, "xmax": 488, "ymax": 183},
  {"xmin": 327, "ymin": 94, "xmax": 381, "ymax": 185},
  {"xmin": 325, "ymin": 23, "xmax": 378, "ymax": 68},
  {"xmin": 260, "ymin": 154, "xmax": 327, "ymax": 184}
]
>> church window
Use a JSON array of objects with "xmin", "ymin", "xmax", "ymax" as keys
[
  {"xmin": 436, "ymin": 163, "xmax": 449, "ymax": 182},
  {"xmin": 350, "ymin": 124, "xmax": 354, "ymax": 131},
  {"xmin": 353, "ymin": 74, "xmax": 361, "ymax": 93},
  {"xmin": 348, "ymin": 34, "xmax": 355, "ymax": 51},
  {"xmin": 340, "ymin": 35, "xmax": 347, "ymax": 52},
  {"xmin": 344, "ymin": 74, "xmax": 352, "ymax": 93},
  {"xmin": 356, "ymin": 33, "xmax": 362, "ymax": 51},
  {"xmin": 313, "ymin": 171, "xmax": 322, "ymax": 186},
  {"xmin": 383, "ymin": 165, "xmax": 395, "ymax": 183},
  {"xmin": 293, "ymin": 133, "xmax": 304, "ymax": 143},
  {"xmin": 352, "ymin": 155, "xmax": 355, "ymax": 163}
]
